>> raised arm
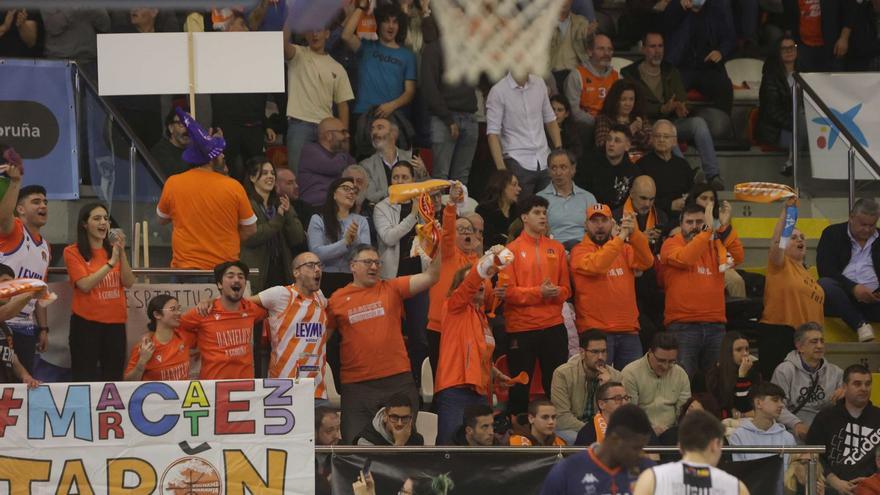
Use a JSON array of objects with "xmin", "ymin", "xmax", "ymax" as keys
[
  {"xmin": 769, "ymin": 200, "xmax": 797, "ymax": 268},
  {"xmin": 408, "ymin": 244, "xmax": 441, "ymax": 295},
  {"xmin": 341, "ymin": 1, "xmax": 366, "ymax": 52},
  {"xmin": 0, "ymin": 157, "xmax": 22, "ymax": 235}
]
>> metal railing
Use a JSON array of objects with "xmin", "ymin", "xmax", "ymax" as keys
[
  {"xmin": 47, "ymin": 267, "xmax": 259, "ymax": 276},
  {"xmin": 317, "ymin": 445, "xmax": 824, "ymax": 495},
  {"xmin": 792, "ymin": 73, "xmax": 880, "ymax": 209}
]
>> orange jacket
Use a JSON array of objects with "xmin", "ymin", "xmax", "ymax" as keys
[
  {"xmin": 428, "ymin": 203, "xmax": 482, "ymax": 332},
  {"xmin": 570, "ymin": 229, "xmax": 654, "ymax": 332},
  {"xmin": 503, "ymin": 232, "xmax": 571, "ymax": 332},
  {"xmin": 575, "ymin": 65, "xmax": 620, "ymax": 116},
  {"xmin": 435, "ymin": 265, "xmax": 495, "ymax": 396},
  {"xmin": 660, "ymin": 227, "xmax": 742, "ymax": 325},
  {"xmin": 509, "ymin": 433, "xmax": 567, "ymax": 446}
]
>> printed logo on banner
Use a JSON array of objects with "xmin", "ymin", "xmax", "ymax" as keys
[
  {"xmin": 811, "ymin": 103, "xmax": 868, "ymax": 151},
  {"xmin": 0, "ymin": 101, "xmax": 60, "ymax": 159},
  {"xmin": 161, "ymin": 457, "xmax": 222, "ymax": 494}
]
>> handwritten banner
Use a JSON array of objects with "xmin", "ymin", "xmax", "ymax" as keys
[{"xmin": 0, "ymin": 378, "xmax": 315, "ymax": 494}]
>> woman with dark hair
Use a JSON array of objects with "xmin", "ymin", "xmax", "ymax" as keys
[
  {"xmin": 550, "ymin": 94, "xmax": 590, "ymax": 162},
  {"xmin": 308, "ymin": 177, "xmax": 370, "ymax": 274},
  {"xmin": 240, "ymin": 157, "xmax": 305, "ymax": 292},
  {"xmin": 124, "ymin": 294, "xmax": 191, "ymax": 381},
  {"xmin": 705, "ymin": 331, "xmax": 760, "ymax": 419},
  {"xmin": 475, "ymin": 170, "xmax": 522, "ymax": 248},
  {"xmin": 594, "ymin": 79, "xmax": 652, "ymax": 151},
  {"xmin": 756, "ymin": 35, "xmax": 803, "ymax": 175},
  {"xmin": 62, "ymin": 202, "xmax": 135, "ymax": 382}
]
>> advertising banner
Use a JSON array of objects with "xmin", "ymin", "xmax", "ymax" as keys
[
  {"xmin": 0, "ymin": 59, "xmax": 79, "ymax": 199},
  {"xmin": 0, "ymin": 378, "xmax": 315, "ymax": 494}
]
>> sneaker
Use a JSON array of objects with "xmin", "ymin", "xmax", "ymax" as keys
[
  {"xmin": 708, "ymin": 175, "xmax": 725, "ymax": 191},
  {"xmin": 857, "ymin": 323, "xmax": 875, "ymax": 342}
]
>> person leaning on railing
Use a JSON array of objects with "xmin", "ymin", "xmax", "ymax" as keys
[{"xmin": 63, "ymin": 202, "xmax": 135, "ymax": 382}]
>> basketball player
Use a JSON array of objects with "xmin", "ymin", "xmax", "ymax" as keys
[{"xmin": 633, "ymin": 410, "xmax": 749, "ymax": 495}]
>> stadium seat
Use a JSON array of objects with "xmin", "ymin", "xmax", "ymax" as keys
[
  {"xmin": 746, "ymin": 108, "xmax": 785, "ymax": 152},
  {"xmin": 725, "ymin": 58, "xmax": 763, "ymax": 101},
  {"xmin": 324, "ymin": 361, "xmax": 341, "ymax": 408},
  {"xmin": 420, "ymin": 357, "xmax": 434, "ymax": 407},
  {"xmin": 416, "ymin": 411, "xmax": 439, "ymax": 446},
  {"xmin": 611, "ymin": 57, "xmax": 633, "ymax": 73}
]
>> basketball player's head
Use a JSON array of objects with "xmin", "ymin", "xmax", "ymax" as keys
[
  {"xmin": 678, "ymin": 410, "xmax": 725, "ymax": 466},
  {"xmin": 603, "ymin": 404, "xmax": 652, "ymax": 469}
]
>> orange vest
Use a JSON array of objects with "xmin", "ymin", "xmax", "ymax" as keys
[
  {"xmin": 435, "ymin": 266, "xmax": 496, "ymax": 396},
  {"xmin": 575, "ymin": 65, "xmax": 620, "ymax": 116},
  {"xmin": 570, "ymin": 230, "xmax": 654, "ymax": 332}
]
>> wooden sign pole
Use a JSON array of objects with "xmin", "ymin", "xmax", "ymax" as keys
[{"xmin": 187, "ymin": 31, "xmax": 197, "ymax": 119}]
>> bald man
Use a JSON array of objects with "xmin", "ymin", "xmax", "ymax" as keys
[
  {"xmin": 616, "ymin": 176, "xmax": 670, "ymax": 251},
  {"xmin": 635, "ymin": 120, "xmax": 695, "ymax": 219},
  {"xmin": 298, "ymin": 117, "xmax": 356, "ymax": 207}
]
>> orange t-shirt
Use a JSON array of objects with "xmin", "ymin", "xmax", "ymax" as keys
[
  {"xmin": 659, "ymin": 231, "xmax": 727, "ymax": 325},
  {"xmin": 178, "ymin": 298, "xmax": 267, "ymax": 380},
  {"xmin": 156, "ymin": 168, "xmax": 257, "ymax": 269},
  {"xmin": 509, "ymin": 434, "xmax": 567, "ymax": 446},
  {"xmin": 125, "ymin": 331, "xmax": 192, "ymax": 381},
  {"xmin": 63, "ymin": 245, "xmax": 127, "ymax": 324},
  {"xmin": 570, "ymin": 231, "xmax": 654, "ymax": 333},
  {"xmin": 798, "ymin": 0, "xmax": 823, "ymax": 47},
  {"xmin": 576, "ymin": 65, "xmax": 620, "ymax": 116},
  {"xmin": 327, "ymin": 277, "xmax": 412, "ymax": 384},
  {"xmin": 761, "ymin": 256, "xmax": 825, "ymax": 329}
]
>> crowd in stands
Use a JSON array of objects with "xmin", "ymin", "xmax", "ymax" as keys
[{"xmin": 6, "ymin": 0, "xmax": 880, "ymax": 492}]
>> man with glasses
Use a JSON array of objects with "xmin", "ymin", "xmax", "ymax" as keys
[
  {"xmin": 354, "ymin": 392, "xmax": 424, "ymax": 446},
  {"xmin": 150, "ymin": 108, "xmax": 191, "ymax": 176},
  {"xmin": 621, "ymin": 32, "xmax": 722, "ymax": 189},
  {"xmin": 621, "ymin": 333, "xmax": 690, "ymax": 439},
  {"xmin": 328, "ymin": 244, "xmax": 441, "ymax": 443},
  {"xmin": 634, "ymin": 121, "xmax": 695, "ymax": 221},
  {"xmin": 298, "ymin": 117, "xmax": 356, "ymax": 207},
  {"xmin": 575, "ymin": 381, "xmax": 631, "ymax": 445},
  {"xmin": 551, "ymin": 330, "xmax": 622, "ymax": 444}
]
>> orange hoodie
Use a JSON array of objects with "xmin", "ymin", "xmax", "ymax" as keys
[
  {"xmin": 435, "ymin": 265, "xmax": 495, "ymax": 396},
  {"xmin": 660, "ymin": 227, "xmax": 742, "ymax": 325},
  {"xmin": 503, "ymin": 232, "xmax": 571, "ymax": 332},
  {"xmin": 570, "ymin": 229, "xmax": 654, "ymax": 332},
  {"xmin": 427, "ymin": 203, "xmax": 483, "ymax": 332}
]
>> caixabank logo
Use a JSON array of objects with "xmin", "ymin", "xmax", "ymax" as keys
[{"xmin": 811, "ymin": 103, "xmax": 868, "ymax": 151}]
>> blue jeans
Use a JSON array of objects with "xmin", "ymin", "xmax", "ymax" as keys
[
  {"xmin": 818, "ymin": 277, "xmax": 880, "ymax": 331},
  {"xmin": 606, "ymin": 333, "xmax": 643, "ymax": 371},
  {"xmin": 430, "ymin": 113, "xmax": 479, "ymax": 185},
  {"xmin": 667, "ymin": 323, "xmax": 725, "ymax": 377},
  {"xmin": 435, "ymin": 387, "xmax": 486, "ymax": 445},
  {"xmin": 675, "ymin": 117, "xmax": 720, "ymax": 178},
  {"xmin": 286, "ymin": 118, "xmax": 318, "ymax": 174}
]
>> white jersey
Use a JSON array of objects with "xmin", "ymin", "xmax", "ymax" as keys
[
  {"xmin": 258, "ymin": 285, "xmax": 329, "ymax": 399},
  {"xmin": 651, "ymin": 461, "xmax": 740, "ymax": 495},
  {"xmin": 0, "ymin": 219, "xmax": 49, "ymax": 332}
]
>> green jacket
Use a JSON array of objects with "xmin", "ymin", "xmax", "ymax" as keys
[
  {"xmin": 550, "ymin": 352, "xmax": 622, "ymax": 433},
  {"xmin": 620, "ymin": 60, "xmax": 688, "ymax": 121},
  {"xmin": 239, "ymin": 197, "xmax": 305, "ymax": 292}
]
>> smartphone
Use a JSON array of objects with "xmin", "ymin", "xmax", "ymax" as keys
[
  {"xmin": 412, "ymin": 148, "xmax": 420, "ymax": 159},
  {"xmin": 362, "ymin": 458, "xmax": 372, "ymax": 477}
]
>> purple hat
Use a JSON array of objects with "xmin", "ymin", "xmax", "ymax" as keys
[{"xmin": 176, "ymin": 107, "xmax": 226, "ymax": 165}]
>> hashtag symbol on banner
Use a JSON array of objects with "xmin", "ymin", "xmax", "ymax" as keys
[{"xmin": 0, "ymin": 387, "xmax": 23, "ymax": 436}]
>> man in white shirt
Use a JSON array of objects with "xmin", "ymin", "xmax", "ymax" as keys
[{"xmin": 486, "ymin": 72, "xmax": 562, "ymax": 196}]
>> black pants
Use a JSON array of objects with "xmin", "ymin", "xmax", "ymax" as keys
[
  {"xmin": 217, "ymin": 124, "xmax": 265, "ymax": 182},
  {"xmin": 69, "ymin": 314, "xmax": 126, "ymax": 382},
  {"xmin": 680, "ymin": 65, "xmax": 734, "ymax": 114},
  {"xmin": 12, "ymin": 330, "xmax": 36, "ymax": 375},
  {"xmin": 506, "ymin": 324, "xmax": 569, "ymax": 416},
  {"xmin": 753, "ymin": 323, "xmax": 795, "ymax": 382}
]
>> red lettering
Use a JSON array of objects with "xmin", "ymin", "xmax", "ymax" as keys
[
  {"xmin": 215, "ymin": 381, "xmax": 255, "ymax": 435},
  {"xmin": 99, "ymin": 411, "xmax": 124, "ymax": 440}
]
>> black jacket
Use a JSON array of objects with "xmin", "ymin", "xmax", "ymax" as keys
[
  {"xmin": 816, "ymin": 222, "xmax": 880, "ymax": 295},
  {"xmin": 620, "ymin": 61, "xmax": 688, "ymax": 120},
  {"xmin": 635, "ymin": 151, "xmax": 695, "ymax": 219},
  {"xmin": 577, "ymin": 151, "xmax": 642, "ymax": 211},
  {"xmin": 782, "ymin": 0, "xmax": 853, "ymax": 48},
  {"xmin": 806, "ymin": 400, "xmax": 880, "ymax": 481},
  {"xmin": 756, "ymin": 61, "xmax": 792, "ymax": 146}
]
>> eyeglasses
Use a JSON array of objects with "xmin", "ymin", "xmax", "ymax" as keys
[
  {"xmin": 584, "ymin": 348, "xmax": 608, "ymax": 355},
  {"xmin": 654, "ymin": 133, "xmax": 677, "ymax": 140},
  {"xmin": 599, "ymin": 395, "xmax": 632, "ymax": 403},
  {"xmin": 387, "ymin": 414, "xmax": 412, "ymax": 424},
  {"xmin": 650, "ymin": 352, "xmax": 677, "ymax": 366},
  {"xmin": 338, "ymin": 185, "xmax": 358, "ymax": 193},
  {"xmin": 780, "ymin": 44, "xmax": 798, "ymax": 52},
  {"xmin": 295, "ymin": 261, "xmax": 323, "ymax": 271},
  {"xmin": 353, "ymin": 259, "xmax": 382, "ymax": 267}
]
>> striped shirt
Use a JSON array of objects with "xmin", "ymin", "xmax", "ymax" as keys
[{"xmin": 258, "ymin": 285, "xmax": 329, "ymax": 399}]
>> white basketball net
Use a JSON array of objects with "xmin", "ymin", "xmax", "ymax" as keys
[{"xmin": 431, "ymin": 0, "xmax": 567, "ymax": 84}]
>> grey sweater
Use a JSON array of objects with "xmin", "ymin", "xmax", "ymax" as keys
[{"xmin": 771, "ymin": 350, "xmax": 843, "ymax": 429}]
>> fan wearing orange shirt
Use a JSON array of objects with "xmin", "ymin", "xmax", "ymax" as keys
[
  {"xmin": 327, "ymin": 243, "xmax": 441, "ymax": 443},
  {"xmin": 660, "ymin": 201, "xmax": 742, "ymax": 377},
  {"xmin": 63, "ymin": 202, "xmax": 136, "ymax": 382},
  {"xmin": 571, "ymin": 204, "xmax": 654, "ymax": 370},
  {"xmin": 125, "ymin": 294, "xmax": 191, "ymax": 381},
  {"xmin": 178, "ymin": 260, "xmax": 267, "ymax": 380}
]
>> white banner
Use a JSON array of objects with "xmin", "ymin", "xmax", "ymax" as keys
[
  {"xmin": 801, "ymin": 72, "xmax": 880, "ymax": 180},
  {"xmin": 0, "ymin": 378, "xmax": 314, "ymax": 494}
]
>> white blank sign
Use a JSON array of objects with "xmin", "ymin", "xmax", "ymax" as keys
[{"xmin": 97, "ymin": 31, "xmax": 284, "ymax": 96}]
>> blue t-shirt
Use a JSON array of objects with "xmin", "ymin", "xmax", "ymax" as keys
[
  {"xmin": 540, "ymin": 447, "xmax": 654, "ymax": 495},
  {"xmin": 353, "ymin": 39, "xmax": 416, "ymax": 114}
]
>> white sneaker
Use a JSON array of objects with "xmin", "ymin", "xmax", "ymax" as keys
[{"xmin": 857, "ymin": 323, "xmax": 876, "ymax": 342}]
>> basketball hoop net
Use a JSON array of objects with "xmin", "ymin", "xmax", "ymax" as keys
[{"xmin": 431, "ymin": 0, "xmax": 567, "ymax": 84}]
